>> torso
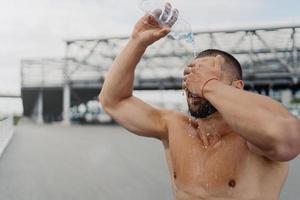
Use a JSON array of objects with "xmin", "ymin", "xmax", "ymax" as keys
[{"xmin": 163, "ymin": 112, "xmax": 288, "ymax": 200}]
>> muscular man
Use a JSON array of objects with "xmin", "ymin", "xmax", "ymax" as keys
[{"xmin": 99, "ymin": 5, "xmax": 300, "ymax": 199}]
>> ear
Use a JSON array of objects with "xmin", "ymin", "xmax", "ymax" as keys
[{"xmin": 233, "ymin": 80, "xmax": 244, "ymax": 90}]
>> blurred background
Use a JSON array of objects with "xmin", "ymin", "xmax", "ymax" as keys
[{"xmin": 0, "ymin": 0, "xmax": 300, "ymax": 199}]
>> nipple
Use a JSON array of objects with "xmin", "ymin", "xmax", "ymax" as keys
[{"xmin": 228, "ymin": 179, "xmax": 236, "ymax": 188}]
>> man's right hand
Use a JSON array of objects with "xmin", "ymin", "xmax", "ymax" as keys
[{"xmin": 131, "ymin": 3, "xmax": 178, "ymax": 47}]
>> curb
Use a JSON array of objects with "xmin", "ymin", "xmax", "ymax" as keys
[
  {"xmin": 0, "ymin": 129, "xmax": 14, "ymax": 158},
  {"xmin": 0, "ymin": 117, "xmax": 14, "ymax": 158}
]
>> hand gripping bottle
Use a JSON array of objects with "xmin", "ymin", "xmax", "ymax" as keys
[{"xmin": 138, "ymin": 0, "xmax": 195, "ymax": 45}]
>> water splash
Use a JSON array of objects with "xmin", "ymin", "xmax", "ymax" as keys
[
  {"xmin": 185, "ymin": 32, "xmax": 197, "ymax": 58},
  {"xmin": 172, "ymin": 30, "xmax": 197, "ymax": 58}
]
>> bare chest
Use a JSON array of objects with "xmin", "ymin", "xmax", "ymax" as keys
[{"xmin": 167, "ymin": 124, "xmax": 250, "ymax": 196}]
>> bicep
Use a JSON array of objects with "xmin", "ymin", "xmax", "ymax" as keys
[{"xmin": 104, "ymin": 96, "xmax": 169, "ymax": 139}]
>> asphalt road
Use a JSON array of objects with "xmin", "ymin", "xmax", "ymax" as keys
[
  {"xmin": 0, "ymin": 120, "xmax": 299, "ymax": 200},
  {"xmin": 0, "ymin": 121, "xmax": 173, "ymax": 200}
]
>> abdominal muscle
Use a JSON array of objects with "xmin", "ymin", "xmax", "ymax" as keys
[{"xmin": 163, "ymin": 120, "xmax": 288, "ymax": 200}]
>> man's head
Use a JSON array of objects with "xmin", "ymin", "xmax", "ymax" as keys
[{"xmin": 186, "ymin": 49, "xmax": 244, "ymax": 119}]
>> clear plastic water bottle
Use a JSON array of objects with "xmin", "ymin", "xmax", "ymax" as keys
[{"xmin": 138, "ymin": 0, "xmax": 195, "ymax": 46}]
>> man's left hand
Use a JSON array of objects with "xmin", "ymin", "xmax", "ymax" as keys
[{"xmin": 182, "ymin": 55, "xmax": 224, "ymax": 97}]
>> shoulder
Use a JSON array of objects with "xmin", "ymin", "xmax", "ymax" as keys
[
  {"xmin": 158, "ymin": 109, "xmax": 190, "ymax": 138},
  {"xmin": 158, "ymin": 109, "xmax": 189, "ymax": 142},
  {"xmin": 160, "ymin": 109, "xmax": 189, "ymax": 124}
]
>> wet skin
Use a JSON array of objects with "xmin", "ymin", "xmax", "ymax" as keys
[
  {"xmin": 164, "ymin": 75, "xmax": 288, "ymax": 199},
  {"xmin": 163, "ymin": 112, "xmax": 288, "ymax": 200},
  {"xmin": 100, "ymin": 11, "xmax": 300, "ymax": 199}
]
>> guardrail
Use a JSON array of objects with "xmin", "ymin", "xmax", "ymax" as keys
[{"xmin": 0, "ymin": 116, "xmax": 14, "ymax": 157}]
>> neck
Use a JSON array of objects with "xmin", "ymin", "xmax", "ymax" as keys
[{"xmin": 195, "ymin": 112, "xmax": 232, "ymax": 147}]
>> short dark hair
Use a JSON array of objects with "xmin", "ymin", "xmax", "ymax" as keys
[{"xmin": 196, "ymin": 49, "xmax": 243, "ymax": 80}]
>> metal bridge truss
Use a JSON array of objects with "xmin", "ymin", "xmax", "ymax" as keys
[
  {"xmin": 63, "ymin": 24, "xmax": 300, "ymax": 89},
  {"xmin": 22, "ymin": 24, "xmax": 300, "ymax": 90},
  {"xmin": 21, "ymin": 25, "xmax": 300, "ymax": 123}
]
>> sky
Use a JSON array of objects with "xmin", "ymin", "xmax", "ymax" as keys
[{"xmin": 0, "ymin": 0, "xmax": 300, "ymax": 95}]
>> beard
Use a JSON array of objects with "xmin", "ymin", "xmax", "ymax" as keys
[{"xmin": 187, "ymin": 98, "xmax": 217, "ymax": 119}]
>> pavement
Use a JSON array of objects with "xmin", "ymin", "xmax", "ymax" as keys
[
  {"xmin": 0, "ymin": 120, "xmax": 299, "ymax": 200},
  {"xmin": 0, "ymin": 120, "xmax": 173, "ymax": 200}
]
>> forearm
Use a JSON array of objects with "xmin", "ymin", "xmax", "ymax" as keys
[
  {"xmin": 100, "ymin": 39, "xmax": 146, "ymax": 106},
  {"xmin": 203, "ymin": 81, "xmax": 296, "ymax": 152}
]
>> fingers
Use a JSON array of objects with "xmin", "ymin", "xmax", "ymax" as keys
[
  {"xmin": 183, "ymin": 67, "xmax": 192, "ymax": 75},
  {"xmin": 159, "ymin": 2, "xmax": 179, "ymax": 27},
  {"xmin": 182, "ymin": 77, "xmax": 188, "ymax": 86},
  {"xmin": 183, "ymin": 68, "xmax": 189, "ymax": 76},
  {"xmin": 166, "ymin": 9, "xmax": 179, "ymax": 27},
  {"xmin": 214, "ymin": 55, "xmax": 224, "ymax": 70},
  {"xmin": 152, "ymin": 8, "xmax": 162, "ymax": 19},
  {"xmin": 214, "ymin": 55, "xmax": 224, "ymax": 79},
  {"xmin": 147, "ymin": 15, "xmax": 160, "ymax": 27},
  {"xmin": 160, "ymin": 2, "xmax": 172, "ymax": 22},
  {"xmin": 188, "ymin": 63, "xmax": 195, "ymax": 68},
  {"xmin": 182, "ymin": 66, "xmax": 192, "ymax": 89},
  {"xmin": 183, "ymin": 75, "xmax": 188, "ymax": 81},
  {"xmin": 154, "ymin": 27, "xmax": 171, "ymax": 38},
  {"xmin": 182, "ymin": 74, "xmax": 190, "ymax": 90},
  {"xmin": 142, "ymin": 2, "xmax": 178, "ymax": 31}
]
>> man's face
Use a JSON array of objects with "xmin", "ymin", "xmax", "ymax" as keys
[
  {"xmin": 185, "ymin": 57, "xmax": 228, "ymax": 119},
  {"xmin": 186, "ymin": 57, "xmax": 244, "ymax": 118}
]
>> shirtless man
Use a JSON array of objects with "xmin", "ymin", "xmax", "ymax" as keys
[{"xmin": 99, "ymin": 5, "xmax": 300, "ymax": 199}]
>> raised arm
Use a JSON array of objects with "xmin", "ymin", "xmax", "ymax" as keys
[
  {"xmin": 99, "ymin": 9, "xmax": 177, "ymax": 140},
  {"xmin": 204, "ymin": 80, "xmax": 300, "ymax": 161},
  {"xmin": 183, "ymin": 56, "xmax": 300, "ymax": 161}
]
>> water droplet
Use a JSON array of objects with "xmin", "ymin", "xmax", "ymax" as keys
[
  {"xmin": 181, "ymin": 84, "xmax": 185, "ymax": 97},
  {"xmin": 187, "ymin": 117, "xmax": 198, "ymax": 138},
  {"xmin": 191, "ymin": 39, "xmax": 197, "ymax": 58}
]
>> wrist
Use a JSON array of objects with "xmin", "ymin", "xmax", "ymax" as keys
[
  {"xmin": 201, "ymin": 79, "xmax": 221, "ymax": 99},
  {"xmin": 129, "ymin": 37, "xmax": 149, "ymax": 50}
]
